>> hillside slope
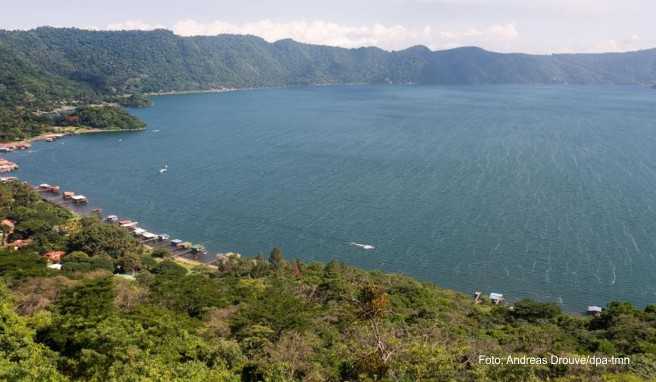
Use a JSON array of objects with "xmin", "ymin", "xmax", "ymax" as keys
[{"xmin": 1, "ymin": 27, "xmax": 655, "ymax": 105}]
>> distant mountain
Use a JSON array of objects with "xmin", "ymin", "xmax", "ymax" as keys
[{"xmin": 1, "ymin": 27, "xmax": 656, "ymax": 107}]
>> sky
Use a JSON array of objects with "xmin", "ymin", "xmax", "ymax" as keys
[{"xmin": 1, "ymin": 0, "xmax": 654, "ymax": 54}]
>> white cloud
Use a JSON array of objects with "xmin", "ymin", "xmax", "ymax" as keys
[
  {"xmin": 592, "ymin": 34, "xmax": 642, "ymax": 53},
  {"xmin": 172, "ymin": 19, "xmax": 519, "ymax": 51},
  {"xmin": 106, "ymin": 20, "xmax": 164, "ymax": 31}
]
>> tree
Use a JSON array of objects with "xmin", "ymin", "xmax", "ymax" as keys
[
  {"xmin": 68, "ymin": 216, "xmax": 142, "ymax": 259},
  {"xmin": 0, "ymin": 281, "xmax": 66, "ymax": 381},
  {"xmin": 508, "ymin": 299, "xmax": 561, "ymax": 323},
  {"xmin": 269, "ymin": 248, "xmax": 284, "ymax": 269}
]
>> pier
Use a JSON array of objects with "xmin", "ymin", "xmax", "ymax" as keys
[{"xmin": 29, "ymin": 179, "xmax": 223, "ymax": 266}]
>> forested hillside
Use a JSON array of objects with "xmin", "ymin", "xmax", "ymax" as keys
[
  {"xmin": 1, "ymin": 27, "xmax": 656, "ymax": 107},
  {"xmin": 1, "ymin": 27, "xmax": 655, "ymax": 142},
  {"xmin": 1, "ymin": 180, "xmax": 656, "ymax": 381}
]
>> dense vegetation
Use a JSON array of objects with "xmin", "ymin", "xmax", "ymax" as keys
[
  {"xmin": 107, "ymin": 94, "xmax": 153, "ymax": 108},
  {"xmin": 1, "ymin": 181, "xmax": 655, "ymax": 381},
  {"xmin": 55, "ymin": 106, "xmax": 146, "ymax": 131},
  {"xmin": 0, "ymin": 108, "xmax": 50, "ymax": 141},
  {"xmin": 0, "ymin": 105, "xmax": 144, "ymax": 141},
  {"xmin": 1, "ymin": 27, "xmax": 656, "ymax": 106}
]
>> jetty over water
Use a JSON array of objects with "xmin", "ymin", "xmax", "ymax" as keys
[{"xmin": 28, "ymin": 178, "xmax": 224, "ymax": 265}]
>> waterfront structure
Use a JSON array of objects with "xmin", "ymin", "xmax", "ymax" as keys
[
  {"xmin": 489, "ymin": 292, "xmax": 504, "ymax": 304},
  {"xmin": 587, "ymin": 306, "xmax": 603, "ymax": 316},
  {"xmin": 71, "ymin": 195, "xmax": 88, "ymax": 204},
  {"xmin": 43, "ymin": 251, "xmax": 66, "ymax": 263}
]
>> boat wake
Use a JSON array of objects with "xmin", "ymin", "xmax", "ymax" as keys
[{"xmin": 350, "ymin": 242, "xmax": 376, "ymax": 251}]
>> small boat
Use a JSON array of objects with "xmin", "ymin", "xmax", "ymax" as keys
[
  {"xmin": 350, "ymin": 242, "xmax": 376, "ymax": 251},
  {"xmin": 159, "ymin": 164, "xmax": 168, "ymax": 173}
]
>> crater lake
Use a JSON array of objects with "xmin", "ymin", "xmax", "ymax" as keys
[{"xmin": 8, "ymin": 85, "xmax": 656, "ymax": 311}]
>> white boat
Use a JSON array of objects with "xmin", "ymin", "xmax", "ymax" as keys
[
  {"xmin": 159, "ymin": 164, "xmax": 168, "ymax": 173},
  {"xmin": 350, "ymin": 242, "xmax": 376, "ymax": 251}
]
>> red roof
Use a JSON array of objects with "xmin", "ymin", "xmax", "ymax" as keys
[
  {"xmin": 43, "ymin": 251, "xmax": 66, "ymax": 263},
  {"xmin": 7, "ymin": 239, "xmax": 32, "ymax": 249},
  {"xmin": 1, "ymin": 219, "xmax": 15, "ymax": 229}
]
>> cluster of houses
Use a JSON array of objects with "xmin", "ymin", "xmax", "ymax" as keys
[
  {"xmin": 35, "ymin": 183, "xmax": 88, "ymax": 205},
  {"xmin": 0, "ymin": 142, "xmax": 31, "ymax": 153},
  {"xmin": 1, "ymin": 218, "xmax": 34, "ymax": 251},
  {"xmin": 105, "ymin": 215, "xmax": 208, "ymax": 255},
  {"xmin": 0, "ymin": 176, "xmax": 17, "ymax": 183},
  {"xmin": 473, "ymin": 290, "xmax": 505, "ymax": 305},
  {"xmin": 473, "ymin": 290, "xmax": 605, "ymax": 316},
  {"xmin": 0, "ymin": 158, "xmax": 18, "ymax": 173}
]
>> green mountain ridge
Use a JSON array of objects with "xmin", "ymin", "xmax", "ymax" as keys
[{"xmin": 1, "ymin": 27, "xmax": 656, "ymax": 109}]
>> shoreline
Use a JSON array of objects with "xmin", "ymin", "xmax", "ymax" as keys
[
  {"xmin": 0, "ymin": 127, "xmax": 145, "ymax": 147},
  {"xmin": 6, "ymin": 174, "xmax": 609, "ymax": 314},
  {"xmin": 25, "ymin": 181, "xmax": 216, "ymax": 270},
  {"xmin": 143, "ymin": 87, "xmax": 243, "ymax": 97}
]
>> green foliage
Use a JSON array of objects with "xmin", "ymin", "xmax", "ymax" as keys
[
  {"xmin": 148, "ymin": 273, "xmax": 228, "ymax": 317},
  {"xmin": 508, "ymin": 299, "xmax": 562, "ymax": 323},
  {"xmin": 67, "ymin": 216, "xmax": 142, "ymax": 269},
  {"xmin": 0, "ymin": 281, "xmax": 67, "ymax": 381},
  {"xmin": 107, "ymin": 94, "xmax": 153, "ymax": 108},
  {"xmin": 62, "ymin": 251, "xmax": 114, "ymax": 273},
  {"xmin": 151, "ymin": 259, "xmax": 188, "ymax": 277},
  {"xmin": 1, "ymin": 181, "xmax": 71, "ymax": 252},
  {"xmin": 232, "ymin": 277, "xmax": 312, "ymax": 339},
  {"xmin": 57, "ymin": 106, "xmax": 145, "ymax": 130},
  {"xmin": 0, "ymin": 249, "xmax": 51, "ymax": 280},
  {"xmin": 151, "ymin": 247, "xmax": 171, "ymax": 258},
  {"xmin": 269, "ymin": 247, "xmax": 284, "ymax": 269},
  {"xmin": 589, "ymin": 302, "xmax": 656, "ymax": 354},
  {"xmin": 55, "ymin": 277, "xmax": 115, "ymax": 319}
]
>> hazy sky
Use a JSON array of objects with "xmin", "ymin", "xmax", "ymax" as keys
[{"xmin": 1, "ymin": 0, "xmax": 654, "ymax": 53}]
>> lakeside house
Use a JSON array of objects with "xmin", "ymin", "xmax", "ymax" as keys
[
  {"xmin": 587, "ymin": 305, "xmax": 603, "ymax": 317},
  {"xmin": 215, "ymin": 252, "xmax": 241, "ymax": 265},
  {"xmin": 119, "ymin": 220, "xmax": 139, "ymax": 229},
  {"xmin": 0, "ymin": 159, "xmax": 18, "ymax": 173},
  {"xmin": 71, "ymin": 195, "xmax": 88, "ymax": 204},
  {"xmin": 0, "ymin": 176, "xmax": 17, "ymax": 183},
  {"xmin": 489, "ymin": 292, "xmax": 504, "ymax": 304},
  {"xmin": 63, "ymin": 191, "xmax": 75, "ymax": 200},
  {"xmin": 177, "ymin": 241, "xmax": 193, "ymax": 250},
  {"xmin": 6, "ymin": 239, "xmax": 33, "ymax": 251},
  {"xmin": 38, "ymin": 184, "xmax": 61, "ymax": 194},
  {"xmin": 191, "ymin": 244, "xmax": 207, "ymax": 254},
  {"xmin": 105, "ymin": 215, "xmax": 119, "ymax": 223},
  {"xmin": 43, "ymin": 251, "xmax": 66, "ymax": 263},
  {"xmin": 0, "ymin": 143, "xmax": 31, "ymax": 152},
  {"xmin": 141, "ymin": 232, "xmax": 157, "ymax": 240}
]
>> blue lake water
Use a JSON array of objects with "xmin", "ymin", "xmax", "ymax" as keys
[{"xmin": 8, "ymin": 85, "xmax": 656, "ymax": 311}]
